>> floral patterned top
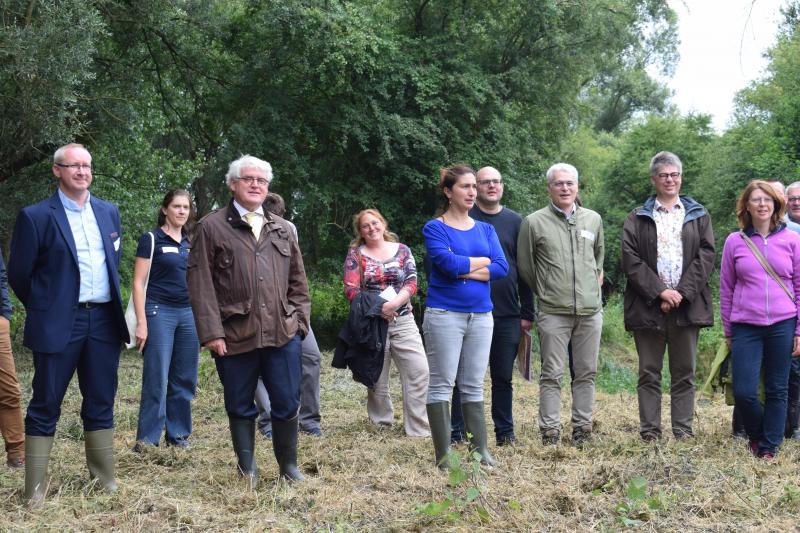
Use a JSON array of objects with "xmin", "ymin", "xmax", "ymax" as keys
[
  {"xmin": 343, "ymin": 243, "xmax": 418, "ymax": 315},
  {"xmin": 653, "ymin": 198, "xmax": 685, "ymax": 289}
]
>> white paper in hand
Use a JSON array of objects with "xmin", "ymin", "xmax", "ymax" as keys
[{"xmin": 378, "ymin": 286, "xmax": 398, "ymax": 302}]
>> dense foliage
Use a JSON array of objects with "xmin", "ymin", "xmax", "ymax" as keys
[
  {"xmin": 0, "ymin": 0, "xmax": 675, "ymax": 265},
  {"xmin": 2, "ymin": 0, "xmax": 799, "ymax": 341}
]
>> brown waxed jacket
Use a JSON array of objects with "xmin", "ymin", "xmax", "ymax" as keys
[
  {"xmin": 621, "ymin": 195, "xmax": 715, "ymax": 331},
  {"xmin": 187, "ymin": 201, "xmax": 310, "ymax": 355}
]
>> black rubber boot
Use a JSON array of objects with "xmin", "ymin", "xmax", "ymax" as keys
[
  {"xmin": 426, "ymin": 402, "xmax": 451, "ymax": 469},
  {"xmin": 229, "ymin": 417, "xmax": 258, "ymax": 489},
  {"xmin": 461, "ymin": 401, "xmax": 497, "ymax": 466},
  {"xmin": 272, "ymin": 415, "xmax": 305, "ymax": 482}
]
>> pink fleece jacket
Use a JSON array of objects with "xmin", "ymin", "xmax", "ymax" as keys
[{"xmin": 720, "ymin": 226, "xmax": 800, "ymax": 337}]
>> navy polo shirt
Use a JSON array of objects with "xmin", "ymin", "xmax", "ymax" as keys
[{"xmin": 135, "ymin": 228, "xmax": 191, "ymax": 307}]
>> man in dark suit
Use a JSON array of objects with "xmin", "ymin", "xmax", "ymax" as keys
[{"xmin": 8, "ymin": 143, "xmax": 128, "ymax": 504}]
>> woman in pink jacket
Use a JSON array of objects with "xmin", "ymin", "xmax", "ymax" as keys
[{"xmin": 720, "ymin": 180, "xmax": 800, "ymax": 459}]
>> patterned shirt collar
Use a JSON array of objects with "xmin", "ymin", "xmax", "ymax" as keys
[{"xmin": 654, "ymin": 197, "xmax": 684, "ymax": 213}]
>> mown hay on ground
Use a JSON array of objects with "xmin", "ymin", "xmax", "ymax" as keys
[{"xmin": 2, "ymin": 347, "xmax": 800, "ymax": 532}]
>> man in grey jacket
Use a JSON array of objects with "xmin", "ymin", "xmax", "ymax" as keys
[
  {"xmin": 518, "ymin": 163, "xmax": 604, "ymax": 445},
  {"xmin": 621, "ymin": 151, "xmax": 715, "ymax": 441}
]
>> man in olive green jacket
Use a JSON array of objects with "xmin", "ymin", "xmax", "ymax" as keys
[{"xmin": 518, "ymin": 163, "xmax": 604, "ymax": 445}]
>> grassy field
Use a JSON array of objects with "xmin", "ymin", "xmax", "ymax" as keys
[{"xmin": 2, "ymin": 332, "xmax": 800, "ymax": 532}]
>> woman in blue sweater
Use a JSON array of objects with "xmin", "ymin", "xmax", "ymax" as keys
[{"xmin": 423, "ymin": 164, "xmax": 508, "ymax": 468}]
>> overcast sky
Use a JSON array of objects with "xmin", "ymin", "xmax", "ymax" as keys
[{"xmin": 665, "ymin": 0, "xmax": 787, "ymax": 131}]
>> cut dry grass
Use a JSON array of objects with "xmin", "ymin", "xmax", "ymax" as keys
[{"xmin": 2, "ymin": 345, "xmax": 800, "ymax": 532}]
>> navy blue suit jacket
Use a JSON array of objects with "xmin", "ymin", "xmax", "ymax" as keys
[{"xmin": 8, "ymin": 190, "xmax": 129, "ymax": 353}]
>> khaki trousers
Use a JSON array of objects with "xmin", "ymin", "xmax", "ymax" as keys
[
  {"xmin": 537, "ymin": 311, "xmax": 602, "ymax": 431},
  {"xmin": 368, "ymin": 313, "xmax": 430, "ymax": 437},
  {"xmin": 0, "ymin": 317, "xmax": 24, "ymax": 460},
  {"xmin": 633, "ymin": 312, "xmax": 698, "ymax": 437}
]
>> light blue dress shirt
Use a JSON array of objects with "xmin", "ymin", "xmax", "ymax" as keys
[
  {"xmin": 58, "ymin": 189, "xmax": 111, "ymax": 303},
  {"xmin": 784, "ymin": 213, "xmax": 800, "ymax": 235}
]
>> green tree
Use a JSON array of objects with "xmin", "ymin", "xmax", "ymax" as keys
[{"xmin": 0, "ymin": 0, "xmax": 104, "ymax": 184}]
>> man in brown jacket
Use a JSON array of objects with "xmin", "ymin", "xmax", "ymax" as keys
[
  {"xmin": 188, "ymin": 155, "xmax": 310, "ymax": 485},
  {"xmin": 621, "ymin": 151, "xmax": 715, "ymax": 441}
]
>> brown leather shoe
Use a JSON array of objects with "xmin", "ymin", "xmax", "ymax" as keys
[
  {"xmin": 572, "ymin": 426, "xmax": 593, "ymax": 446},
  {"xmin": 541, "ymin": 428, "xmax": 560, "ymax": 446},
  {"xmin": 7, "ymin": 456, "xmax": 25, "ymax": 468},
  {"xmin": 640, "ymin": 430, "xmax": 661, "ymax": 443}
]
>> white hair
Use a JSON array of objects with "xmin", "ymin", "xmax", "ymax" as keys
[
  {"xmin": 546, "ymin": 163, "xmax": 579, "ymax": 184},
  {"xmin": 225, "ymin": 155, "xmax": 273, "ymax": 186},
  {"xmin": 787, "ymin": 181, "xmax": 800, "ymax": 193}
]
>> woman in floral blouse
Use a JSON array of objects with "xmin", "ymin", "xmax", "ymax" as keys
[{"xmin": 343, "ymin": 209, "xmax": 430, "ymax": 437}]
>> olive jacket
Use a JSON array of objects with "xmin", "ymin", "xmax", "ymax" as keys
[
  {"xmin": 187, "ymin": 201, "xmax": 310, "ymax": 355},
  {"xmin": 517, "ymin": 203, "xmax": 604, "ymax": 316},
  {"xmin": 621, "ymin": 195, "xmax": 715, "ymax": 331}
]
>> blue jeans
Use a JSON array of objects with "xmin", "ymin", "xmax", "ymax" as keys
[
  {"xmin": 786, "ymin": 356, "xmax": 800, "ymax": 435},
  {"xmin": 451, "ymin": 317, "xmax": 521, "ymax": 440},
  {"xmin": 732, "ymin": 318, "xmax": 795, "ymax": 454},
  {"xmin": 423, "ymin": 308, "xmax": 493, "ymax": 403},
  {"xmin": 135, "ymin": 302, "xmax": 200, "ymax": 445}
]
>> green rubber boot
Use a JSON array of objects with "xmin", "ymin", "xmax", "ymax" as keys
[
  {"xmin": 426, "ymin": 402, "xmax": 451, "ymax": 469},
  {"xmin": 461, "ymin": 401, "xmax": 497, "ymax": 466},
  {"xmin": 24, "ymin": 435, "xmax": 53, "ymax": 505},
  {"xmin": 85, "ymin": 429, "xmax": 118, "ymax": 492}
]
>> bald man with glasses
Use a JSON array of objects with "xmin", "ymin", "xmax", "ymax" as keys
[{"xmin": 9, "ymin": 143, "xmax": 128, "ymax": 503}]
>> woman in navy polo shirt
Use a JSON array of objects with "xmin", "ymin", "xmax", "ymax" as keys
[
  {"xmin": 423, "ymin": 164, "xmax": 508, "ymax": 468},
  {"xmin": 132, "ymin": 189, "xmax": 200, "ymax": 449}
]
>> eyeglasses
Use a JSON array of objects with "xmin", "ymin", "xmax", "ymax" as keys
[
  {"xmin": 748, "ymin": 197, "xmax": 772, "ymax": 205},
  {"xmin": 236, "ymin": 176, "xmax": 269, "ymax": 187},
  {"xmin": 55, "ymin": 163, "xmax": 92, "ymax": 171},
  {"xmin": 477, "ymin": 179, "xmax": 502, "ymax": 186},
  {"xmin": 656, "ymin": 172, "xmax": 681, "ymax": 180},
  {"xmin": 788, "ymin": 196, "xmax": 800, "ymax": 203}
]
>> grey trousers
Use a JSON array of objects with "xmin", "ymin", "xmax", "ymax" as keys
[
  {"xmin": 633, "ymin": 312, "xmax": 698, "ymax": 437},
  {"xmin": 255, "ymin": 327, "xmax": 322, "ymax": 433},
  {"xmin": 537, "ymin": 310, "xmax": 602, "ymax": 431},
  {"xmin": 423, "ymin": 308, "xmax": 493, "ymax": 403}
]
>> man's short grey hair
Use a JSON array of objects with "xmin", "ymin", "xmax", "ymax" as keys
[
  {"xmin": 225, "ymin": 155, "xmax": 273, "ymax": 186},
  {"xmin": 546, "ymin": 163, "xmax": 579, "ymax": 185},
  {"xmin": 786, "ymin": 181, "xmax": 800, "ymax": 193},
  {"xmin": 649, "ymin": 151, "xmax": 682, "ymax": 176},
  {"xmin": 53, "ymin": 143, "xmax": 89, "ymax": 164}
]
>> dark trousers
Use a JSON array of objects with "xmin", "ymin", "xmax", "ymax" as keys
[
  {"xmin": 255, "ymin": 327, "xmax": 322, "ymax": 433},
  {"xmin": 452, "ymin": 317, "xmax": 521, "ymax": 440},
  {"xmin": 732, "ymin": 318, "xmax": 795, "ymax": 454},
  {"xmin": 214, "ymin": 334, "xmax": 302, "ymax": 421},
  {"xmin": 26, "ymin": 304, "xmax": 122, "ymax": 436},
  {"xmin": 633, "ymin": 313, "xmax": 699, "ymax": 437}
]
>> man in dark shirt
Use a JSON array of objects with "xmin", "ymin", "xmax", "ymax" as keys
[{"xmin": 451, "ymin": 166, "xmax": 534, "ymax": 445}]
